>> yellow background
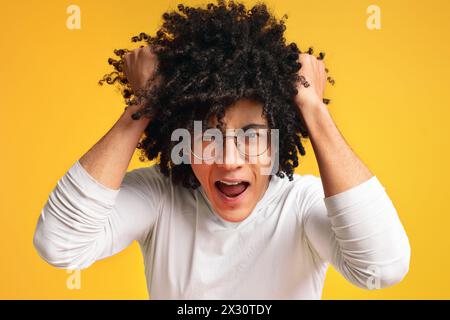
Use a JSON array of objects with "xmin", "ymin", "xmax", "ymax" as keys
[{"xmin": 1, "ymin": 0, "xmax": 449, "ymax": 299}]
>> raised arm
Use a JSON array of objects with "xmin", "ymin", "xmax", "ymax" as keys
[
  {"xmin": 33, "ymin": 46, "xmax": 161, "ymax": 269},
  {"xmin": 77, "ymin": 45, "xmax": 156, "ymax": 190},
  {"xmin": 294, "ymin": 53, "xmax": 410, "ymax": 288}
]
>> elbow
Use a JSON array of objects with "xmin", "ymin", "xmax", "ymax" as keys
[
  {"xmin": 33, "ymin": 223, "xmax": 64, "ymax": 269},
  {"xmin": 343, "ymin": 240, "xmax": 411, "ymax": 290},
  {"xmin": 362, "ymin": 245, "xmax": 411, "ymax": 290},
  {"xmin": 378, "ymin": 246, "xmax": 411, "ymax": 289},
  {"xmin": 33, "ymin": 218, "xmax": 71, "ymax": 269},
  {"xmin": 345, "ymin": 257, "xmax": 410, "ymax": 290},
  {"xmin": 377, "ymin": 228, "xmax": 412, "ymax": 289},
  {"xmin": 33, "ymin": 215, "xmax": 92, "ymax": 270}
]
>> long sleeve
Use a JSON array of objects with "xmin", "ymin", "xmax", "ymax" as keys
[
  {"xmin": 301, "ymin": 175, "xmax": 411, "ymax": 289},
  {"xmin": 33, "ymin": 160, "xmax": 166, "ymax": 270}
]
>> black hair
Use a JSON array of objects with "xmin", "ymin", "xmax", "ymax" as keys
[{"xmin": 99, "ymin": 0, "xmax": 334, "ymax": 189}]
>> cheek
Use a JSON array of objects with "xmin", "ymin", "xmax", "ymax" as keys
[
  {"xmin": 253, "ymin": 148, "xmax": 273, "ymax": 170},
  {"xmin": 250, "ymin": 175, "xmax": 270, "ymax": 201},
  {"xmin": 250, "ymin": 167, "xmax": 269, "ymax": 191},
  {"xmin": 190, "ymin": 163, "xmax": 212, "ymax": 187}
]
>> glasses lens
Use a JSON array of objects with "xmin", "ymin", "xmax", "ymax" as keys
[
  {"xmin": 191, "ymin": 128, "xmax": 270, "ymax": 161},
  {"xmin": 237, "ymin": 128, "xmax": 270, "ymax": 156},
  {"xmin": 191, "ymin": 131, "xmax": 218, "ymax": 161}
]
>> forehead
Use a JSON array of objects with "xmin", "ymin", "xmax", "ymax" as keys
[{"xmin": 208, "ymin": 99, "xmax": 267, "ymax": 128}]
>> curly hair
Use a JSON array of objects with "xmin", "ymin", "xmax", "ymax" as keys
[{"xmin": 99, "ymin": 0, "xmax": 334, "ymax": 189}]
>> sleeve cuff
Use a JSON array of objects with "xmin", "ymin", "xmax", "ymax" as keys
[
  {"xmin": 323, "ymin": 175, "xmax": 386, "ymax": 216},
  {"xmin": 65, "ymin": 159, "xmax": 121, "ymax": 206}
]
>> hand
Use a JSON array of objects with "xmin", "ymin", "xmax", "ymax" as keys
[
  {"xmin": 294, "ymin": 52, "xmax": 327, "ymax": 112},
  {"xmin": 122, "ymin": 45, "xmax": 159, "ymax": 94}
]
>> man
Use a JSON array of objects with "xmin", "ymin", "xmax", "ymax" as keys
[{"xmin": 33, "ymin": 0, "xmax": 410, "ymax": 299}]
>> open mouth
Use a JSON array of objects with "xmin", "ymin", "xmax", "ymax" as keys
[{"xmin": 214, "ymin": 180, "xmax": 250, "ymax": 199}]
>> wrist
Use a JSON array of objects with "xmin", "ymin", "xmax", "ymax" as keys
[
  {"xmin": 300, "ymin": 101, "xmax": 332, "ymax": 135},
  {"xmin": 300, "ymin": 99, "xmax": 328, "ymax": 120},
  {"xmin": 119, "ymin": 103, "xmax": 151, "ymax": 131}
]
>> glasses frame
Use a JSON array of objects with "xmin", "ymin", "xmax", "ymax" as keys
[{"xmin": 190, "ymin": 128, "xmax": 271, "ymax": 162}]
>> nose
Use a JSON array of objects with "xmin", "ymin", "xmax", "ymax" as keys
[{"xmin": 216, "ymin": 136, "xmax": 244, "ymax": 170}]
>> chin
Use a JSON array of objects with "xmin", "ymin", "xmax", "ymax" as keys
[{"xmin": 215, "ymin": 207, "xmax": 252, "ymax": 222}]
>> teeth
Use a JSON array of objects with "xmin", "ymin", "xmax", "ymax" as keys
[{"xmin": 219, "ymin": 180, "xmax": 242, "ymax": 186}]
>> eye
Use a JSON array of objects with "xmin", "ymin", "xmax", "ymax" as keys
[
  {"xmin": 244, "ymin": 131, "xmax": 260, "ymax": 139},
  {"xmin": 203, "ymin": 133, "xmax": 216, "ymax": 141}
]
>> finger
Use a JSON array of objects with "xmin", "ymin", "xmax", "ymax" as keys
[
  {"xmin": 123, "ymin": 51, "xmax": 134, "ymax": 64},
  {"xmin": 298, "ymin": 75, "xmax": 311, "ymax": 88},
  {"xmin": 317, "ymin": 59, "xmax": 326, "ymax": 74},
  {"xmin": 317, "ymin": 60, "xmax": 327, "ymax": 90},
  {"xmin": 298, "ymin": 53, "xmax": 314, "ymax": 71}
]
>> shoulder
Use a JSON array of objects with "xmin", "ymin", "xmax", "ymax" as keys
[
  {"xmin": 280, "ymin": 172, "xmax": 325, "ymax": 221},
  {"xmin": 122, "ymin": 163, "xmax": 172, "ymax": 197},
  {"xmin": 125, "ymin": 163, "xmax": 169, "ymax": 181},
  {"xmin": 288, "ymin": 172, "xmax": 324, "ymax": 201}
]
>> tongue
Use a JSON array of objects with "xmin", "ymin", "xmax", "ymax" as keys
[{"xmin": 216, "ymin": 182, "xmax": 247, "ymax": 197}]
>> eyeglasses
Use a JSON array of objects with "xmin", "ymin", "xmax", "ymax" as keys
[{"xmin": 190, "ymin": 128, "xmax": 271, "ymax": 162}]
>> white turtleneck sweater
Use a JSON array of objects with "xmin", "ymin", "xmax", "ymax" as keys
[{"xmin": 33, "ymin": 159, "xmax": 410, "ymax": 299}]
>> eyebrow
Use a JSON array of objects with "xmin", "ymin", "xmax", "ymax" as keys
[
  {"xmin": 240, "ymin": 123, "xmax": 268, "ymax": 131},
  {"xmin": 205, "ymin": 123, "xmax": 268, "ymax": 131}
]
